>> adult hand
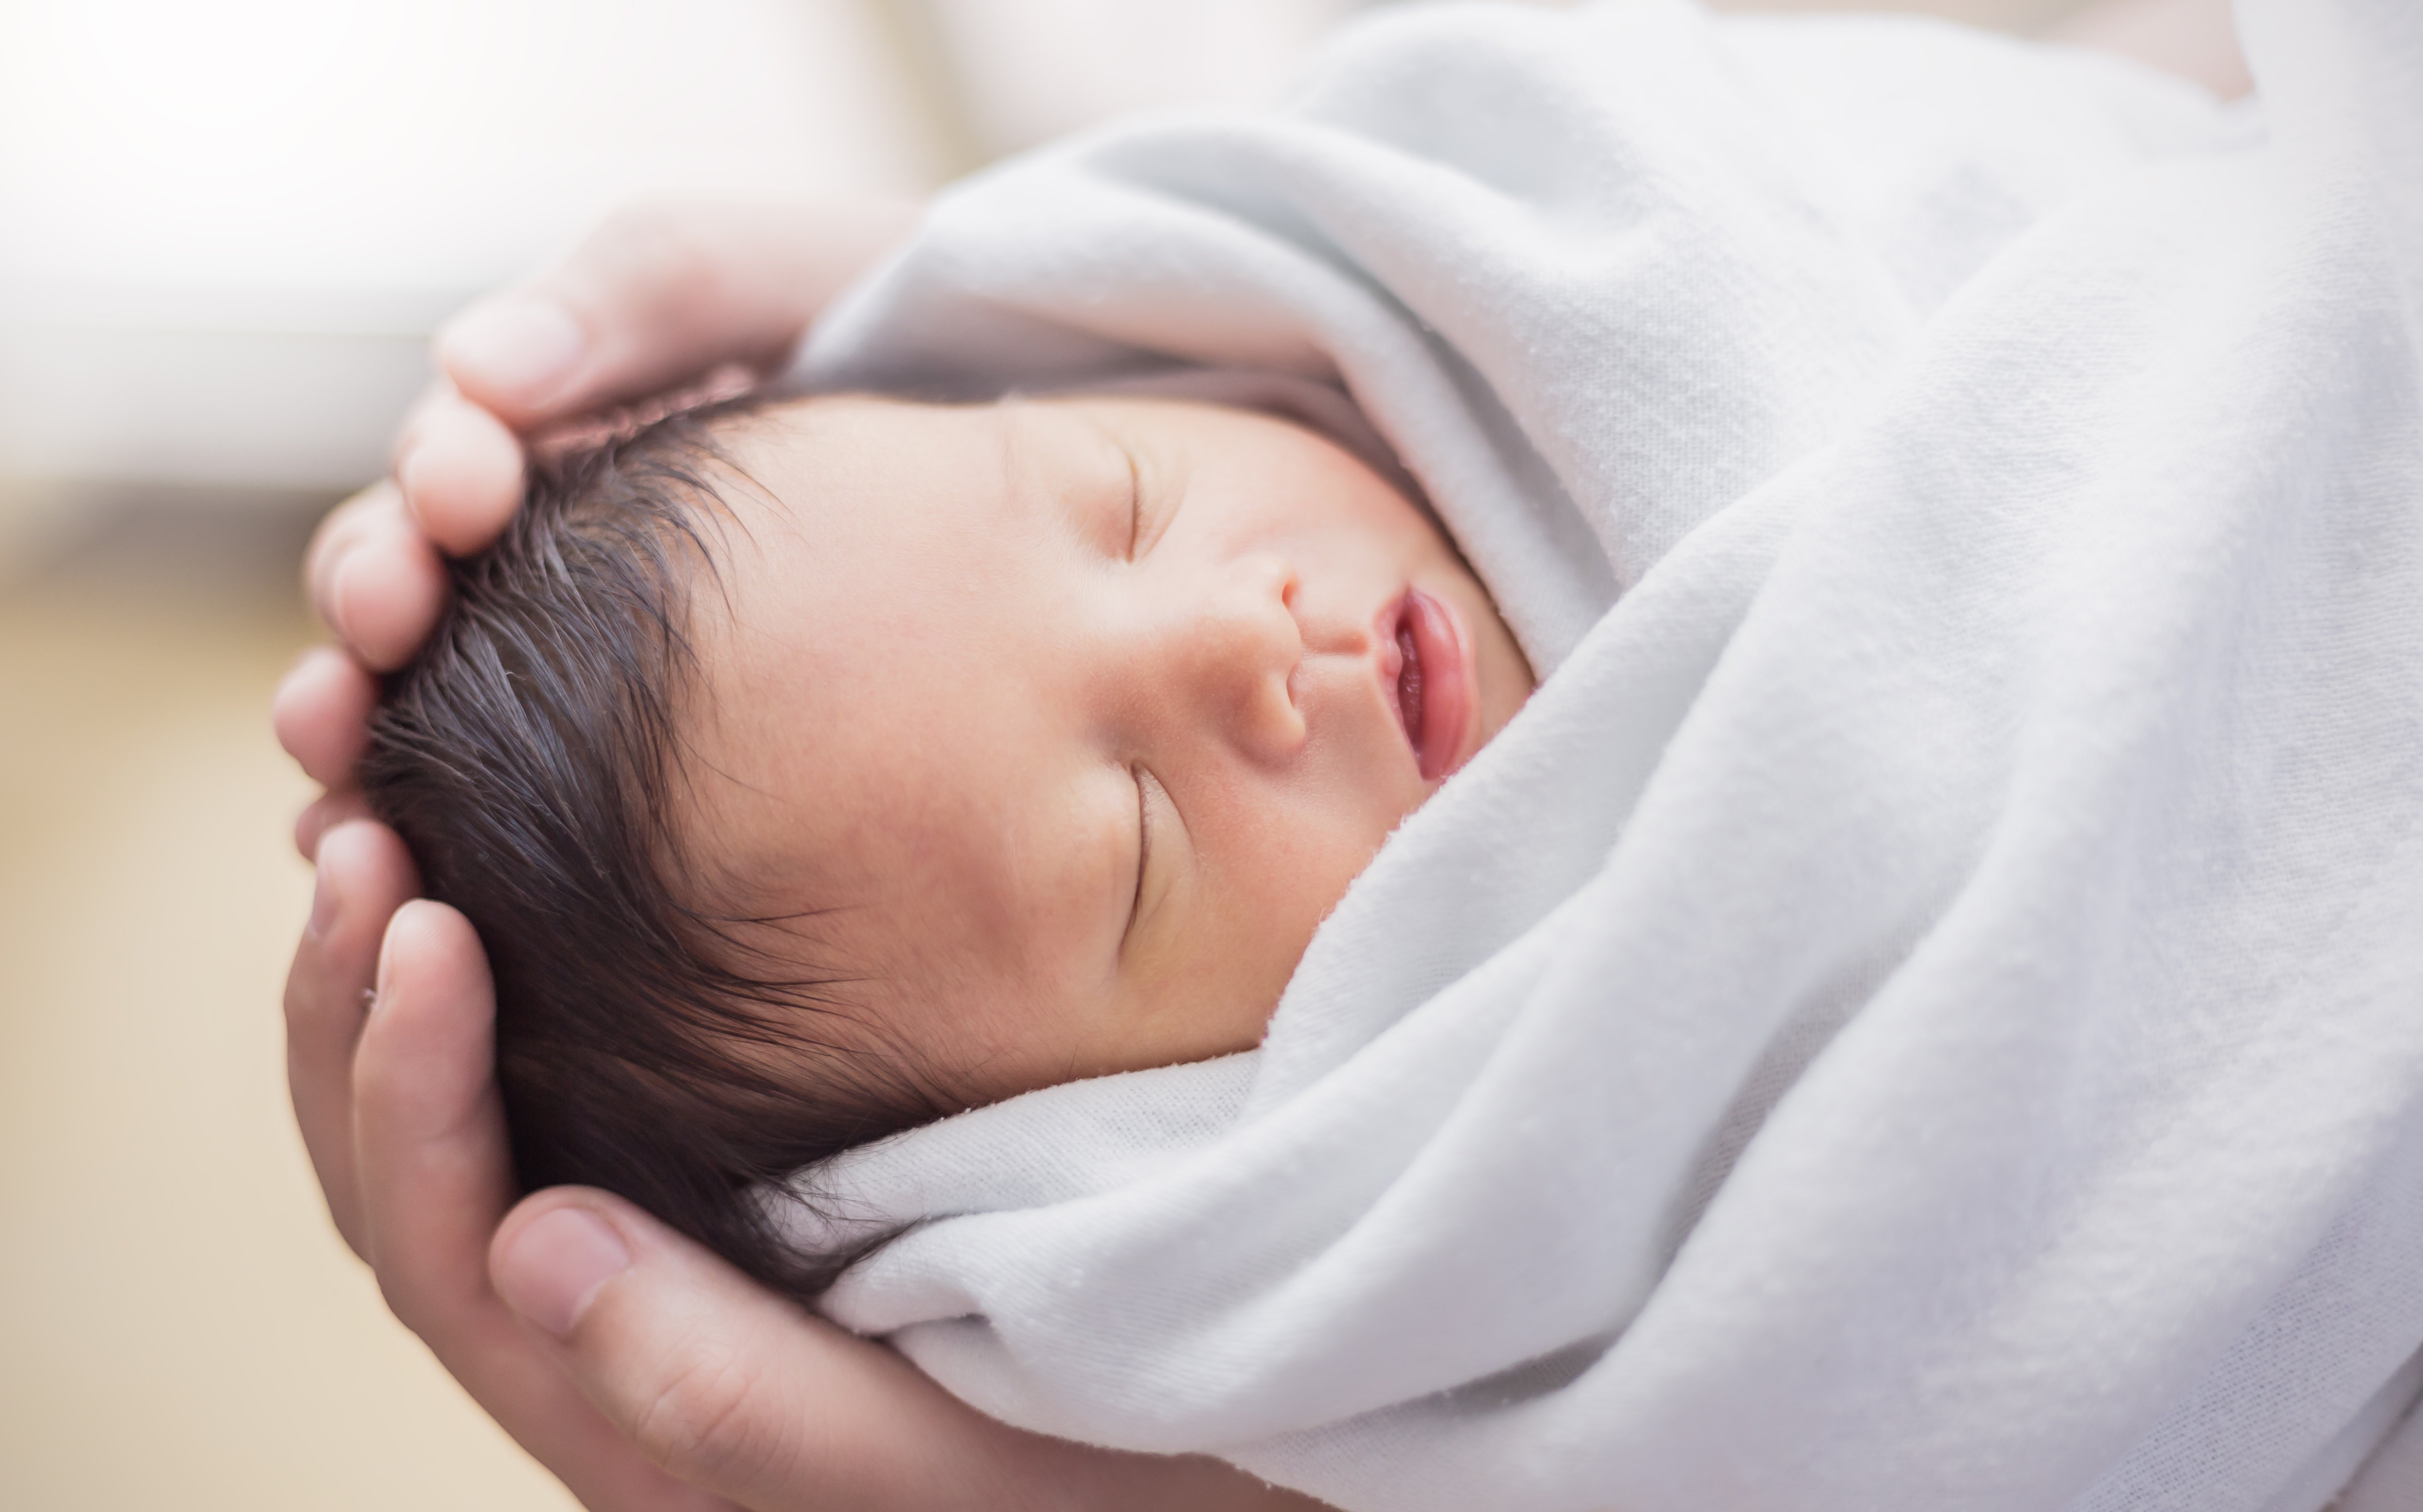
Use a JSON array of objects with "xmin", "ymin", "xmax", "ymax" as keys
[
  {"xmin": 276, "ymin": 197, "xmax": 1327, "ymax": 1510},
  {"xmin": 281, "ymin": 192, "xmax": 920, "ymax": 863},
  {"xmin": 286, "ymin": 832, "xmax": 1319, "ymax": 1511}
]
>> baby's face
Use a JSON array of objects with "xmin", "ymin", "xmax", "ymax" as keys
[{"xmin": 683, "ymin": 394, "xmax": 1532, "ymax": 1108}]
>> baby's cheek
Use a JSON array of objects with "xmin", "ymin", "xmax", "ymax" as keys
[{"xmin": 1229, "ymin": 807, "xmax": 1390, "ymax": 993}]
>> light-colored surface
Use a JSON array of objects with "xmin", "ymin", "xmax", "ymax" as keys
[
  {"xmin": 919, "ymin": 0, "xmax": 1367, "ymax": 156},
  {"xmin": 0, "ymin": 0, "xmax": 2110, "ymax": 501},
  {"xmin": 0, "ymin": 0, "xmax": 941, "ymax": 494},
  {"xmin": 0, "ymin": 537, "xmax": 577, "ymax": 1512},
  {"xmin": 0, "ymin": 0, "xmax": 938, "ymax": 293},
  {"xmin": 1707, "ymin": 0, "xmax": 2089, "ymax": 29}
]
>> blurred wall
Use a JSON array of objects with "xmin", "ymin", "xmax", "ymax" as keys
[
  {"xmin": 0, "ymin": 0, "xmax": 2090, "ymax": 518},
  {"xmin": 0, "ymin": 540, "xmax": 580, "ymax": 1510},
  {"xmin": 0, "ymin": 0, "xmax": 940, "ymax": 520}
]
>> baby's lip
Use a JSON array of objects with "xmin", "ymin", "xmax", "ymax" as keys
[{"xmin": 1379, "ymin": 586, "xmax": 1476, "ymax": 782}]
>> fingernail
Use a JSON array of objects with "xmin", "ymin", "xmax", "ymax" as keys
[
  {"xmin": 497, "ymin": 1207, "xmax": 632, "ymax": 1340},
  {"xmin": 443, "ymin": 298, "xmax": 586, "ymax": 405}
]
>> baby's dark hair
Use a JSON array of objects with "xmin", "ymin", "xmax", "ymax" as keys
[{"xmin": 359, "ymin": 393, "xmax": 944, "ymax": 1299}]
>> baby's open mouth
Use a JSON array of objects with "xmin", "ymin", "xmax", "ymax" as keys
[{"xmin": 1386, "ymin": 587, "xmax": 1474, "ymax": 782}]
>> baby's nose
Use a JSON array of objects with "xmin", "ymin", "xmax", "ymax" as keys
[{"xmin": 1174, "ymin": 555, "xmax": 1306, "ymax": 764}]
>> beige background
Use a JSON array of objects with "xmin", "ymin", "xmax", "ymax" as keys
[{"xmin": 0, "ymin": 507, "xmax": 576, "ymax": 1510}]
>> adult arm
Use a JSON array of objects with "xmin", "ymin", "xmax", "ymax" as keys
[{"xmin": 278, "ymin": 196, "xmax": 1326, "ymax": 1512}]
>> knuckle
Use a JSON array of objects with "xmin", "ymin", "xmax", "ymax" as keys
[
  {"xmin": 328, "ymin": 1207, "xmax": 370, "ymax": 1264},
  {"xmin": 391, "ymin": 387, "xmax": 449, "ymax": 464},
  {"xmin": 587, "ymin": 201, "xmax": 731, "ymax": 315},
  {"xmin": 280, "ymin": 958, "xmax": 322, "ymax": 1033},
  {"xmin": 306, "ymin": 486, "xmax": 399, "ymax": 599},
  {"xmin": 599, "ymin": 205, "xmax": 716, "ymax": 284},
  {"xmin": 305, "ymin": 487, "xmax": 374, "ymax": 569},
  {"xmin": 372, "ymin": 1265, "xmax": 437, "ymax": 1342},
  {"xmin": 626, "ymin": 1341, "xmax": 792, "ymax": 1489}
]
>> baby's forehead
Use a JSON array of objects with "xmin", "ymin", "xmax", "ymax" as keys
[
  {"xmin": 686, "ymin": 394, "xmax": 1026, "ymax": 550},
  {"xmin": 682, "ymin": 394, "xmax": 1130, "ymax": 601},
  {"xmin": 709, "ymin": 388, "xmax": 1273, "ymax": 478},
  {"xmin": 662, "ymin": 388, "xmax": 1350, "ymax": 947}
]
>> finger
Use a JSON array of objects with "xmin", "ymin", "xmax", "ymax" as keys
[
  {"xmin": 494, "ymin": 1190, "xmax": 1034, "ymax": 1512},
  {"xmin": 332, "ymin": 514, "xmax": 448, "ymax": 672},
  {"xmin": 304, "ymin": 480, "xmax": 449, "ymax": 671},
  {"xmin": 304, "ymin": 480, "xmax": 406, "ymax": 627},
  {"xmin": 357, "ymin": 901, "xmax": 722, "ymax": 1512},
  {"xmin": 273, "ymin": 646, "xmax": 378, "ymax": 790},
  {"xmin": 284, "ymin": 820, "xmax": 420, "ymax": 1256},
  {"xmin": 493, "ymin": 1191, "xmax": 1319, "ymax": 1512},
  {"xmin": 395, "ymin": 386, "xmax": 525, "ymax": 558},
  {"xmin": 439, "ymin": 195, "xmax": 920, "ymax": 430},
  {"xmin": 355, "ymin": 900, "xmax": 518, "ymax": 1325},
  {"xmin": 294, "ymin": 789, "xmax": 373, "ymax": 862}
]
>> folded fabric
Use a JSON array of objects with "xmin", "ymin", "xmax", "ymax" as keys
[{"xmin": 786, "ymin": 3, "xmax": 2423, "ymax": 1508}]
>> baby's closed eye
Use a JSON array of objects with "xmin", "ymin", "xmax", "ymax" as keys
[{"xmin": 1123, "ymin": 764, "xmax": 1182, "ymax": 959}]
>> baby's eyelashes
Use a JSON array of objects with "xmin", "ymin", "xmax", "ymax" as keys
[
  {"xmin": 1128, "ymin": 762, "xmax": 1153, "ymax": 928},
  {"xmin": 1122, "ymin": 765, "xmax": 1181, "ymax": 961},
  {"xmin": 1120, "ymin": 437, "xmax": 1182, "ymax": 561},
  {"xmin": 1124, "ymin": 442, "xmax": 1145, "ymax": 559}
]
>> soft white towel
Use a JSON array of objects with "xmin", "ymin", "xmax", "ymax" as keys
[{"xmin": 788, "ymin": 3, "xmax": 2423, "ymax": 1508}]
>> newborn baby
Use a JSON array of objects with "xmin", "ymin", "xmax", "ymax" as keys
[
  {"xmin": 363, "ymin": 389, "xmax": 1534, "ymax": 1295},
  {"xmin": 343, "ymin": 0, "xmax": 2423, "ymax": 1504}
]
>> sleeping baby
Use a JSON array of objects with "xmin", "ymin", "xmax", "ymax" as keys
[
  {"xmin": 362, "ymin": 387, "xmax": 1535, "ymax": 1296},
  {"xmin": 364, "ymin": 2, "xmax": 2423, "ymax": 1510}
]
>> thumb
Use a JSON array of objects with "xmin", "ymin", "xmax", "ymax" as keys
[
  {"xmin": 492, "ymin": 1191, "xmax": 1335, "ymax": 1512},
  {"xmin": 490, "ymin": 1189, "xmax": 1064, "ymax": 1512},
  {"xmin": 436, "ymin": 195, "xmax": 919, "ymax": 431}
]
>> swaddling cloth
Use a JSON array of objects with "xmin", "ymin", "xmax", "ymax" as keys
[{"xmin": 786, "ymin": 3, "xmax": 2423, "ymax": 1509}]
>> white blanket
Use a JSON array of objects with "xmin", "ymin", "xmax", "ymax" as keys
[{"xmin": 787, "ymin": 3, "xmax": 2423, "ymax": 1508}]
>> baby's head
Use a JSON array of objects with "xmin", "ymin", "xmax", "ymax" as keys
[{"xmin": 362, "ymin": 389, "xmax": 1531, "ymax": 1294}]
